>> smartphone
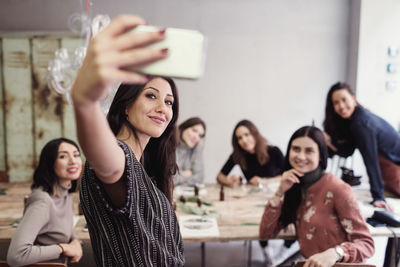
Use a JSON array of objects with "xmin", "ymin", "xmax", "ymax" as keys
[{"xmin": 128, "ymin": 25, "xmax": 207, "ymax": 80}]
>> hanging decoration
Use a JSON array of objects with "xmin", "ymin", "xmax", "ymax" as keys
[{"xmin": 46, "ymin": 0, "xmax": 113, "ymax": 111}]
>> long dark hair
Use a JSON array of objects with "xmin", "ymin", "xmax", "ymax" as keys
[
  {"xmin": 323, "ymin": 82, "xmax": 358, "ymax": 142},
  {"xmin": 32, "ymin": 138, "xmax": 80, "ymax": 195},
  {"xmin": 107, "ymin": 77, "xmax": 179, "ymax": 202},
  {"xmin": 179, "ymin": 117, "xmax": 206, "ymax": 140},
  {"xmin": 232, "ymin": 120, "xmax": 269, "ymax": 170},
  {"xmin": 278, "ymin": 126, "xmax": 328, "ymax": 228}
]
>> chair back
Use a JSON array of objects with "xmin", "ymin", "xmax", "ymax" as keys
[
  {"xmin": 295, "ymin": 261, "xmax": 375, "ymax": 267},
  {"xmin": 0, "ymin": 260, "xmax": 67, "ymax": 267}
]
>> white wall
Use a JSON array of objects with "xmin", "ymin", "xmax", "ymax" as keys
[
  {"xmin": 356, "ymin": 0, "xmax": 400, "ymax": 130},
  {"xmin": 0, "ymin": 0, "xmax": 351, "ymax": 183}
]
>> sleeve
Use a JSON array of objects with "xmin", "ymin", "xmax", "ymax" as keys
[
  {"xmin": 186, "ymin": 140, "xmax": 205, "ymax": 186},
  {"xmin": 7, "ymin": 198, "xmax": 61, "ymax": 267},
  {"xmin": 334, "ymin": 183, "xmax": 375, "ymax": 263},
  {"xmin": 269, "ymin": 146, "xmax": 284, "ymax": 176},
  {"xmin": 352, "ymin": 125, "xmax": 385, "ymax": 202},
  {"xmin": 93, "ymin": 140, "xmax": 136, "ymax": 215},
  {"xmin": 329, "ymin": 138, "xmax": 356, "ymax": 158},
  {"xmin": 259, "ymin": 199, "xmax": 284, "ymax": 240},
  {"xmin": 173, "ymin": 168, "xmax": 186, "ymax": 186},
  {"xmin": 220, "ymin": 154, "xmax": 235, "ymax": 176}
]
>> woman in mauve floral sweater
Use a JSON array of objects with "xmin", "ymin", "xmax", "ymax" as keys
[{"xmin": 259, "ymin": 126, "xmax": 374, "ymax": 267}]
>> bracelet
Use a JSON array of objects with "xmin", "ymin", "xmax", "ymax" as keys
[
  {"xmin": 274, "ymin": 190, "xmax": 284, "ymax": 198},
  {"xmin": 57, "ymin": 244, "xmax": 64, "ymax": 255}
]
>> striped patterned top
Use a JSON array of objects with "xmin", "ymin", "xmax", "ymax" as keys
[{"xmin": 80, "ymin": 140, "xmax": 185, "ymax": 266}]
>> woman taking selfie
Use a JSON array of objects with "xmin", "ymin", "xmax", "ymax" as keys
[
  {"xmin": 71, "ymin": 15, "xmax": 184, "ymax": 266},
  {"xmin": 174, "ymin": 117, "xmax": 206, "ymax": 186},
  {"xmin": 323, "ymin": 82, "xmax": 400, "ymax": 210},
  {"xmin": 217, "ymin": 119, "xmax": 284, "ymax": 187},
  {"xmin": 7, "ymin": 138, "xmax": 83, "ymax": 266},
  {"xmin": 259, "ymin": 126, "xmax": 374, "ymax": 266}
]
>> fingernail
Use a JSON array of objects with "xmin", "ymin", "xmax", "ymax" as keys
[
  {"xmin": 161, "ymin": 48, "xmax": 169, "ymax": 55},
  {"xmin": 159, "ymin": 28, "xmax": 166, "ymax": 35}
]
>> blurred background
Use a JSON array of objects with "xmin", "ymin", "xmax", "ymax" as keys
[{"xmin": 0, "ymin": 0, "xmax": 399, "ymax": 184}]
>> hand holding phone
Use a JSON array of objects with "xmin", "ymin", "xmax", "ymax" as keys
[{"xmin": 128, "ymin": 25, "xmax": 207, "ymax": 79}]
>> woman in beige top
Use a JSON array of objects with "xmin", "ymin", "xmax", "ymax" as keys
[{"xmin": 7, "ymin": 138, "xmax": 83, "ymax": 266}]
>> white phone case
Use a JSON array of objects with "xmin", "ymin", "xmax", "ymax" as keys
[{"xmin": 128, "ymin": 25, "xmax": 207, "ymax": 80}]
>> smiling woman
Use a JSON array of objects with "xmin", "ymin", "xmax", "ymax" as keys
[
  {"xmin": 70, "ymin": 14, "xmax": 184, "ymax": 267},
  {"xmin": 260, "ymin": 126, "xmax": 374, "ymax": 266},
  {"xmin": 216, "ymin": 119, "xmax": 284, "ymax": 187},
  {"xmin": 323, "ymin": 82, "xmax": 400, "ymax": 210},
  {"xmin": 76, "ymin": 77, "xmax": 184, "ymax": 266},
  {"xmin": 7, "ymin": 138, "xmax": 83, "ymax": 266},
  {"xmin": 174, "ymin": 117, "xmax": 206, "ymax": 186}
]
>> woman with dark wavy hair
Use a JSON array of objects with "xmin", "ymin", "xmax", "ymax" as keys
[
  {"xmin": 71, "ymin": 15, "xmax": 184, "ymax": 266},
  {"xmin": 217, "ymin": 119, "xmax": 284, "ymax": 187},
  {"xmin": 260, "ymin": 126, "xmax": 374, "ymax": 266},
  {"xmin": 323, "ymin": 81, "xmax": 400, "ymax": 210},
  {"xmin": 7, "ymin": 138, "xmax": 82, "ymax": 266}
]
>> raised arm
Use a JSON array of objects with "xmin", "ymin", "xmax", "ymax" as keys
[
  {"xmin": 259, "ymin": 168, "xmax": 301, "ymax": 239},
  {"xmin": 71, "ymin": 15, "xmax": 167, "ymax": 184}
]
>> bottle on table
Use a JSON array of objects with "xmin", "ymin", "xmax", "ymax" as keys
[{"xmin": 219, "ymin": 185, "xmax": 225, "ymax": 201}]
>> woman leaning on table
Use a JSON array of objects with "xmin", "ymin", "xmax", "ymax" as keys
[
  {"xmin": 7, "ymin": 138, "xmax": 83, "ymax": 266},
  {"xmin": 260, "ymin": 126, "xmax": 374, "ymax": 267},
  {"xmin": 323, "ymin": 82, "xmax": 400, "ymax": 210},
  {"xmin": 71, "ymin": 15, "xmax": 184, "ymax": 266},
  {"xmin": 174, "ymin": 117, "xmax": 206, "ymax": 186},
  {"xmin": 217, "ymin": 119, "xmax": 284, "ymax": 187}
]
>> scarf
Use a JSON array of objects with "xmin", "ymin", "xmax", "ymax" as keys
[{"xmin": 300, "ymin": 166, "xmax": 325, "ymax": 193}]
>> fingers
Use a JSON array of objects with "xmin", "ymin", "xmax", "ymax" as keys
[
  {"xmin": 70, "ymin": 255, "xmax": 81, "ymax": 263},
  {"xmin": 283, "ymin": 170, "xmax": 301, "ymax": 184},
  {"xmin": 290, "ymin": 169, "xmax": 304, "ymax": 178},
  {"xmin": 114, "ymin": 29, "xmax": 167, "ymax": 51},
  {"xmin": 110, "ymin": 47, "xmax": 169, "ymax": 68},
  {"xmin": 373, "ymin": 200, "xmax": 393, "ymax": 211},
  {"xmin": 303, "ymin": 259, "xmax": 323, "ymax": 267},
  {"xmin": 100, "ymin": 15, "xmax": 146, "ymax": 38},
  {"xmin": 248, "ymin": 177, "xmax": 257, "ymax": 185}
]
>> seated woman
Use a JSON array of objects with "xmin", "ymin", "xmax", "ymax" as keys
[
  {"xmin": 174, "ymin": 117, "xmax": 206, "ymax": 186},
  {"xmin": 260, "ymin": 126, "xmax": 374, "ymax": 266},
  {"xmin": 217, "ymin": 119, "xmax": 284, "ymax": 187},
  {"xmin": 323, "ymin": 82, "xmax": 400, "ymax": 210},
  {"xmin": 7, "ymin": 138, "xmax": 83, "ymax": 266}
]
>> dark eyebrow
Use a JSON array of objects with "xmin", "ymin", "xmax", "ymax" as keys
[
  {"xmin": 58, "ymin": 150, "xmax": 78, "ymax": 154},
  {"xmin": 144, "ymin": 87, "xmax": 174, "ymax": 98}
]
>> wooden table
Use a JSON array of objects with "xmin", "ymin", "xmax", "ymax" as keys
[
  {"xmin": 173, "ymin": 183, "xmax": 400, "ymax": 266},
  {"xmin": 0, "ymin": 182, "xmax": 84, "ymax": 242},
  {"xmin": 174, "ymin": 183, "xmax": 296, "ymax": 242},
  {"xmin": 1, "ymin": 182, "xmax": 400, "ymax": 266}
]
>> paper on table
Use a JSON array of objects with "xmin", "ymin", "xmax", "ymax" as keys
[{"xmin": 179, "ymin": 215, "xmax": 219, "ymax": 238}]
